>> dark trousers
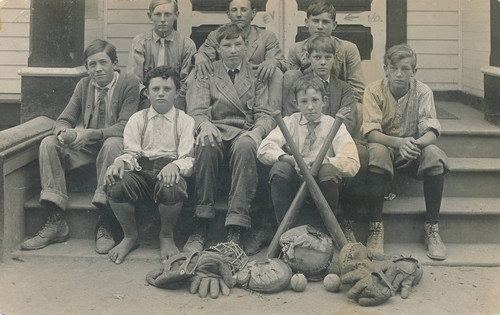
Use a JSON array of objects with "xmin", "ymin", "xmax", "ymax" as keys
[
  {"xmin": 193, "ymin": 136, "xmax": 258, "ymax": 228},
  {"xmin": 269, "ymin": 161, "xmax": 342, "ymax": 224}
]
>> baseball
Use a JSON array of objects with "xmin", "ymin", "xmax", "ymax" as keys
[
  {"xmin": 290, "ymin": 273, "xmax": 307, "ymax": 292},
  {"xmin": 323, "ymin": 274, "xmax": 341, "ymax": 292},
  {"xmin": 59, "ymin": 129, "xmax": 77, "ymax": 144}
]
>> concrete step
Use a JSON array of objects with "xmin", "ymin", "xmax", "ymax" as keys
[
  {"xmin": 437, "ymin": 131, "xmax": 500, "ymax": 158},
  {"xmin": 25, "ymin": 193, "xmax": 500, "ymax": 245},
  {"xmin": 393, "ymin": 157, "xmax": 500, "ymax": 198},
  {"xmin": 11, "ymin": 238, "xmax": 500, "ymax": 267}
]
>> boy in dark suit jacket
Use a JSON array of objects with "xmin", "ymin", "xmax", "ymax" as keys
[
  {"xmin": 21, "ymin": 39, "xmax": 140, "ymax": 254},
  {"xmin": 185, "ymin": 23, "xmax": 282, "ymax": 252}
]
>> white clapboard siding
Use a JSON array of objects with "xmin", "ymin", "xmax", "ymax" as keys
[
  {"xmin": 407, "ymin": 0, "xmax": 459, "ymax": 91},
  {"xmin": 0, "ymin": 1, "xmax": 30, "ymax": 95},
  {"xmin": 460, "ymin": 0, "xmax": 490, "ymax": 97}
]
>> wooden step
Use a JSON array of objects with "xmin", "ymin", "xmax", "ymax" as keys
[
  {"xmin": 24, "ymin": 193, "xmax": 500, "ymax": 245},
  {"xmin": 437, "ymin": 131, "xmax": 500, "ymax": 158},
  {"xmin": 393, "ymin": 157, "xmax": 500, "ymax": 198},
  {"xmin": 11, "ymin": 238, "xmax": 500, "ymax": 267}
]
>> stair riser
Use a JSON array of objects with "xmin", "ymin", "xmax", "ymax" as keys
[
  {"xmin": 392, "ymin": 171, "xmax": 500, "ymax": 198},
  {"xmin": 26, "ymin": 207, "xmax": 500, "ymax": 245},
  {"xmin": 353, "ymin": 215, "xmax": 500, "ymax": 244},
  {"xmin": 437, "ymin": 135, "xmax": 500, "ymax": 158}
]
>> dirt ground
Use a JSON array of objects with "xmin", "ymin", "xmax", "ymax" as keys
[{"xmin": 0, "ymin": 255, "xmax": 499, "ymax": 315}]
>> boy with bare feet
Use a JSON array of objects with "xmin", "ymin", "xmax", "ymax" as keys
[{"xmin": 105, "ymin": 66, "xmax": 195, "ymax": 264}]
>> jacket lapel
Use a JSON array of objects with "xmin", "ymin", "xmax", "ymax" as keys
[
  {"xmin": 245, "ymin": 27, "xmax": 259, "ymax": 61},
  {"xmin": 214, "ymin": 62, "xmax": 245, "ymax": 112},
  {"xmin": 326, "ymin": 80, "xmax": 341, "ymax": 115},
  {"xmin": 83, "ymin": 80, "xmax": 95, "ymax": 128}
]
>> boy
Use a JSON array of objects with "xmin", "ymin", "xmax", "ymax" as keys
[
  {"xmin": 127, "ymin": 0, "xmax": 196, "ymax": 111},
  {"xmin": 185, "ymin": 23, "xmax": 281, "ymax": 252},
  {"xmin": 21, "ymin": 40, "xmax": 140, "ymax": 254},
  {"xmin": 105, "ymin": 66, "xmax": 195, "ymax": 264},
  {"xmin": 362, "ymin": 44, "xmax": 449, "ymax": 260},
  {"xmin": 287, "ymin": 0, "xmax": 365, "ymax": 103},
  {"xmin": 193, "ymin": 0, "xmax": 285, "ymax": 82},
  {"xmin": 257, "ymin": 75, "xmax": 359, "ymax": 235},
  {"xmin": 283, "ymin": 35, "xmax": 368, "ymax": 242}
]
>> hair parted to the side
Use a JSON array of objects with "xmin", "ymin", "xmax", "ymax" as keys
[
  {"xmin": 384, "ymin": 44, "xmax": 418, "ymax": 70},
  {"xmin": 144, "ymin": 66, "xmax": 180, "ymax": 90},
  {"xmin": 307, "ymin": 0, "xmax": 336, "ymax": 20},
  {"xmin": 215, "ymin": 23, "xmax": 245, "ymax": 44},
  {"xmin": 149, "ymin": 0, "xmax": 178, "ymax": 13},
  {"xmin": 306, "ymin": 34, "xmax": 336, "ymax": 55},
  {"xmin": 84, "ymin": 39, "xmax": 118, "ymax": 67},
  {"xmin": 227, "ymin": 0, "xmax": 257, "ymax": 10},
  {"xmin": 293, "ymin": 74, "xmax": 326, "ymax": 99}
]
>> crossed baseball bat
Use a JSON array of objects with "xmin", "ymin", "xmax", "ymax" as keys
[{"xmin": 267, "ymin": 111, "xmax": 348, "ymax": 258}]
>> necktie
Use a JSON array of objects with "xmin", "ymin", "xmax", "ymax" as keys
[
  {"xmin": 303, "ymin": 121, "xmax": 320, "ymax": 154},
  {"xmin": 322, "ymin": 80, "xmax": 329, "ymax": 93},
  {"xmin": 96, "ymin": 87, "xmax": 109, "ymax": 129},
  {"xmin": 158, "ymin": 38, "xmax": 165, "ymax": 66},
  {"xmin": 228, "ymin": 69, "xmax": 239, "ymax": 84}
]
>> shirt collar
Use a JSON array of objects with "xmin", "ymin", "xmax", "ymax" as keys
[
  {"xmin": 223, "ymin": 61, "xmax": 242, "ymax": 73},
  {"xmin": 299, "ymin": 113, "xmax": 325, "ymax": 125},
  {"xmin": 147, "ymin": 105, "xmax": 176, "ymax": 121},
  {"xmin": 92, "ymin": 71, "xmax": 119, "ymax": 89},
  {"xmin": 152, "ymin": 29, "xmax": 177, "ymax": 43},
  {"xmin": 314, "ymin": 72, "xmax": 330, "ymax": 83}
]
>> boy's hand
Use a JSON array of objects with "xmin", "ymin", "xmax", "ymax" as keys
[
  {"xmin": 158, "ymin": 163, "xmax": 180, "ymax": 187},
  {"xmin": 69, "ymin": 129, "xmax": 98, "ymax": 151},
  {"xmin": 105, "ymin": 160, "xmax": 126, "ymax": 186},
  {"xmin": 336, "ymin": 106, "xmax": 352, "ymax": 120},
  {"xmin": 255, "ymin": 59, "xmax": 279, "ymax": 82},
  {"xmin": 279, "ymin": 154, "xmax": 296, "ymax": 167},
  {"xmin": 194, "ymin": 53, "xmax": 214, "ymax": 79},
  {"xmin": 397, "ymin": 137, "xmax": 421, "ymax": 160},
  {"xmin": 196, "ymin": 123, "xmax": 222, "ymax": 147}
]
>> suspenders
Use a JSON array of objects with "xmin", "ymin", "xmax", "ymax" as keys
[{"xmin": 140, "ymin": 107, "xmax": 180, "ymax": 158}]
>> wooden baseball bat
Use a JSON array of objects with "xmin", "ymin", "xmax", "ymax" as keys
[
  {"xmin": 269, "ymin": 112, "xmax": 348, "ymax": 252},
  {"xmin": 267, "ymin": 112, "xmax": 346, "ymax": 257}
]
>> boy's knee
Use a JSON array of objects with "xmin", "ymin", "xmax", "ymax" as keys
[
  {"xmin": 106, "ymin": 174, "xmax": 138, "ymax": 203},
  {"xmin": 155, "ymin": 178, "xmax": 188, "ymax": 205},
  {"xmin": 270, "ymin": 161, "xmax": 294, "ymax": 182},
  {"xmin": 318, "ymin": 164, "xmax": 342, "ymax": 183},
  {"xmin": 233, "ymin": 136, "xmax": 257, "ymax": 155},
  {"xmin": 195, "ymin": 142, "xmax": 220, "ymax": 159},
  {"xmin": 420, "ymin": 145, "xmax": 449, "ymax": 177},
  {"xmin": 40, "ymin": 135, "xmax": 60, "ymax": 152}
]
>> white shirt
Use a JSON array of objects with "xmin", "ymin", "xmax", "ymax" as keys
[
  {"xmin": 115, "ymin": 106, "xmax": 195, "ymax": 176},
  {"xmin": 257, "ymin": 113, "xmax": 360, "ymax": 177}
]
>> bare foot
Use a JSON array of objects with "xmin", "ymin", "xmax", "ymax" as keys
[
  {"xmin": 108, "ymin": 237, "xmax": 138, "ymax": 264},
  {"xmin": 160, "ymin": 236, "xmax": 179, "ymax": 263}
]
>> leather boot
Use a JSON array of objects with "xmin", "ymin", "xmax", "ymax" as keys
[
  {"xmin": 183, "ymin": 218, "xmax": 208, "ymax": 253},
  {"xmin": 244, "ymin": 226, "xmax": 274, "ymax": 256},
  {"xmin": 21, "ymin": 214, "xmax": 69, "ymax": 250},
  {"xmin": 227, "ymin": 225, "xmax": 243, "ymax": 246},
  {"xmin": 366, "ymin": 221, "xmax": 384, "ymax": 254},
  {"xmin": 339, "ymin": 218, "xmax": 357, "ymax": 243},
  {"xmin": 424, "ymin": 223, "xmax": 447, "ymax": 260}
]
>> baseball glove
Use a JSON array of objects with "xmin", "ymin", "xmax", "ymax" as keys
[
  {"xmin": 384, "ymin": 256, "xmax": 423, "ymax": 299},
  {"xmin": 236, "ymin": 258, "xmax": 293, "ymax": 293},
  {"xmin": 346, "ymin": 271, "xmax": 394, "ymax": 306},
  {"xmin": 280, "ymin": 225, "xmax": 334, "ymax": 281},
  {"xmin": 146, "ymin": 251, "xmax": 200, "ymax": 289}
]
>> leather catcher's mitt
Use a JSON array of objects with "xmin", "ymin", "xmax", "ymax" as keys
[
  {"xmin": 280, "ymin": 225, "xmax": 334, "ymax": 281},
  {"xmin": 384, "ymin": 256, "xmax": 423, "ymax": 299},
  {"xmin": 339, "ymin": 242, "xmax": 395, "ymax": 306},
  {"xmin": 236, "ymin": 258, "xmax": 293, "ymax": 293},
  {"xmin": 146, "ymin": 251, "xmax": 200, "ymax": 289},
  {"xmin": 347, "ymin": 271, "xmax": 394, "ymax": 306}
]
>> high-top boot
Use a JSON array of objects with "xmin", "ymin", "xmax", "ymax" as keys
[
  {"xmin": 366, "ymin": 221, "xmax": 384, "ymax": 254},
  {"xmin": 227, "ymin": 225, "xmax": 243, "ymax": 246},
  {"xmin": 183, "ymin": 218, "xmax": 209, "ymax": 253},
  {"xmin": 21, "ymin": 213, "xmax": 69, "ymax": 250},
  {"xmin": 339, "ymin": 218, "xmax": 357, "ymax": 243},
  {"xmin": 424, "ymin": 223, "xmax": 447, "ymax": 260}
]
